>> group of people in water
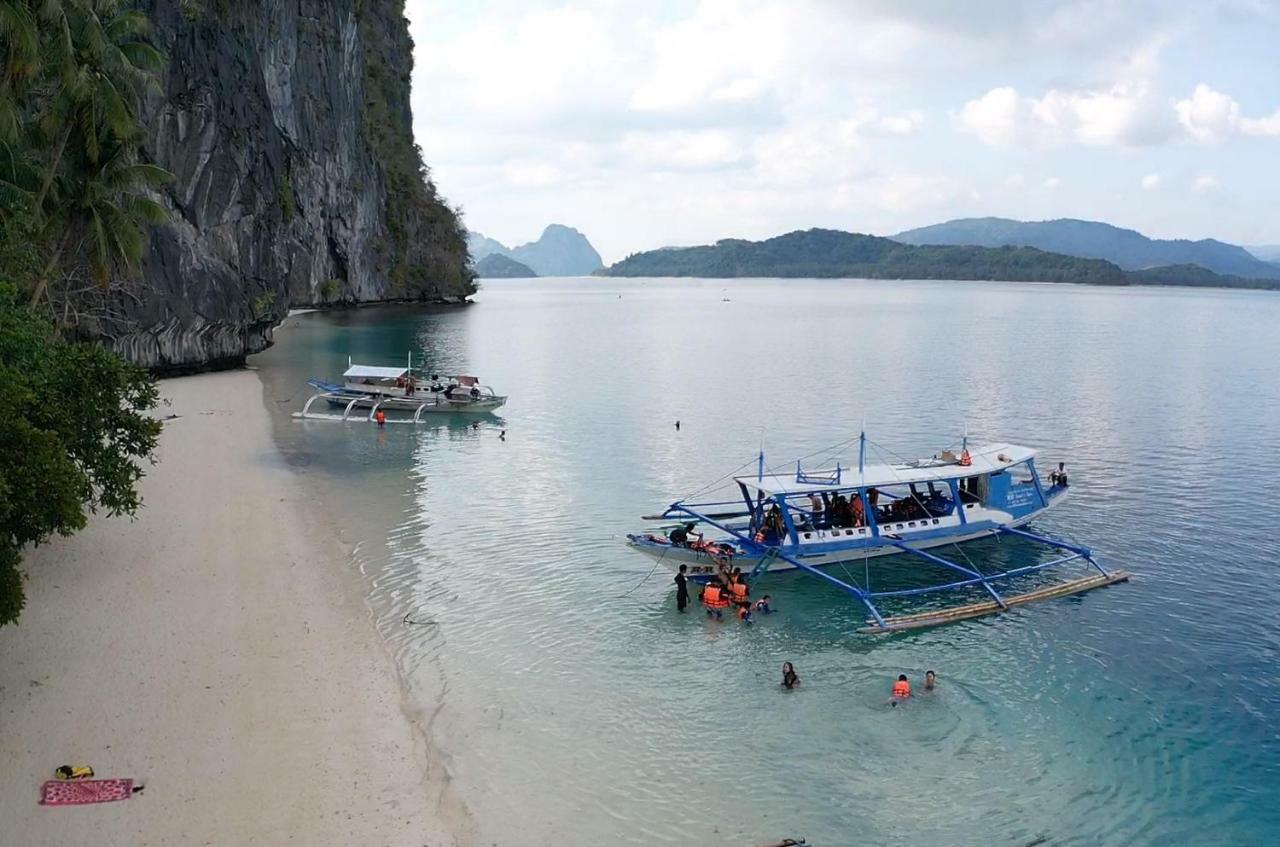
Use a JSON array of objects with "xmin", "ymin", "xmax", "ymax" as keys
[
  {"xmin": 778, "ymin": 664, "xmax": 937, "ymax": 703},
  {"xmin": 673, "ymin": 561, "xmax": 772, "ymax": 623}
]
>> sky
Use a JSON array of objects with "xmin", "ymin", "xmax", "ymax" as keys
[{"xmin": 405, "ymin": 0, "xmax": 1280, "ymax": 263}]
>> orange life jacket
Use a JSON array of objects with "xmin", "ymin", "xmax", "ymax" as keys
[
  {"xmin": 959, "ymin": 449, "xmax": 971, "ymax": 467},
  {"xmin": 703, "ymin": 585, "xmax": 730, "ymax": 609},
  {"xmin": 892, "ymin": 680, "xmax": 911, "ymax": 698},
  {"xmin": 730, "ymin": 581, "xmax": 749, "ymax": 601},
  {"xmin": 375, "ymin": 410, "xmax": 387, "ymax": 424}
]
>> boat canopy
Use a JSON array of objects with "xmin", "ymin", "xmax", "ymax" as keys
[
  {"xmin": 738, "ymin": 442, "xmax": 1037, "ymax": 496},
  {"xmin": 343, "ymin": 365, "xmax": 409, "ymax": 379}
]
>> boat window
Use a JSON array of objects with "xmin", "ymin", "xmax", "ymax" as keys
[{"xmin": 868, "ymin": 482, "xmax": 955, "ymax": 524}]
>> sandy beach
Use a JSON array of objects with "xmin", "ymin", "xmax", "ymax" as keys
[{"xmin": 0, "ymin": 371, "xmax": 470, "ymax": 846}]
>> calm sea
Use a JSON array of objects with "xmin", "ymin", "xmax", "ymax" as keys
[{"xmin": 253, "ymin": 277, "xmax": 1280, "ymax": 846}]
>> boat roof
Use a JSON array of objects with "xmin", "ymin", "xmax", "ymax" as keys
[
  {"xmin": 736, "ymin": 443, "xmax": 1037, "ymax": 496},
  {"xmin": 344, "ymin": 365, "xmax": 409, "ymax": 379}
]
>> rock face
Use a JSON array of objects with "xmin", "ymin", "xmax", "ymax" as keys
[
  {"xmin": 468, "ymin": 224, "xmax": 603, "ymax": 276},
  {"xmin": 99, "ymin": 0, "xmax": 474, "ymax": 373}
]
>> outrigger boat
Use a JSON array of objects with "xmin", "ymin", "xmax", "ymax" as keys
[
  {"xmin": 627, "ymin": 433, "xmax": 1129, "ymax": 634},
  {"xmin": 294, "ymin": 355, "xmax": 506, "ymax": 423}
]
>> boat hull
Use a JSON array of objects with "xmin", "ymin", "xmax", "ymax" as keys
[
  {"xmin": 321, "ymin": 393, "xmax": 506, "ymax": 413},
  {"xmin": 628, "ymin": 495, "xmax": 1066, "ymax": 580}
]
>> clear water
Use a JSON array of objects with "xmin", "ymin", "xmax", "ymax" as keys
[{"xmin": 253, "ymin": 278, "xmax": 1280, "ymax": 846}]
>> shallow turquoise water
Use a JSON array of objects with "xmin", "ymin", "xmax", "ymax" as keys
[{"xmin": 255, "ymin": 278, "xmax": 1280, "ymax": 846}]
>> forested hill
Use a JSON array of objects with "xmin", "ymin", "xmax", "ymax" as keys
[
  {"xmin": 894, "ymin": 217, "xmax": 1280, "ymax": 279},
  {"xmin": 602, "ymin": 229, "xmax": 1128, "ymax": 283}
]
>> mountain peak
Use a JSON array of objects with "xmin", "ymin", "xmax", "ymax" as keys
[{"xmin": 468, "ymin": 224, "xmax": 603, "ymax": 276}]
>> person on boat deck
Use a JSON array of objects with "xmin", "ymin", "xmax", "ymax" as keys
[
  {"xmin": 674, "ymin": 564, "xmax": 690, "ymax": 612},
  {"xmin": 668, "ymin": 522, "xmax": 699, "ymax": 547},
  {"xmin": 826, "ymin": 494, "xmax": 845, "ymax": 528},
  {"xmin": 754, "ymin": 595, "xmax": 772, "ymax": 614},
  {"xmin": 924, "ymin": 669, "xmax": 937, "ymax": 691},
  {"xmin": 891, "ymin": 674, "xmax": 911, "ymax": 704},
  {"xmin": 405, "ymin": 377, "xmax": 416, "ymax": 397},
  {"xmin": 808, "ymin": 492, "xmax": 824, "ymax": 527},
  {"xmin": 850, "ymin": 494, "xmax": 866, "ymax": 527},
  {"xmin": 1049, "ymin": 462, "xmax": 1069, "ymax": 487},
  {"xmin": 764, "ymin": 504, "xmax": 786, "ymax": 542},
  {"xmin": 782, "ymin": 662, "xmax": 800, "ymax": 689},
  {"xmin": 867, "ymin": 487, "xmax": 880, "ymax": 511}
]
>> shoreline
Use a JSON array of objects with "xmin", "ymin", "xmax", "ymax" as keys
[{"xmin": 0, "ymin": 371, "xmax": 472, "ymax": 846}]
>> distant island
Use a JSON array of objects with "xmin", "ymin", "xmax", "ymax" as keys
[
  {"xmin": 600, "ymin": 229, "xmax": 1280, "ymax": 291},
  {"xmin": 468, "ymin": 224, "xmax": 603, "ymax": 276},
  {"xmin": 894, "ymin": 217, "xmax": 1280, "ymax": 279},
  {"xmin": 475, "ymin": 254, "xmax": 537, "ymax": 278}
]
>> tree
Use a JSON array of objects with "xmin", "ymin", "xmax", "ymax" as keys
[{"xmin": 0, "ymin": 281, "xmax": 160, "ymax": 625}]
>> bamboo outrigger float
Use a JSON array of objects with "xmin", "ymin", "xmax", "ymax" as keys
[{"xmin": 628, "ymin": 432, "xmax": 1129, "ymax": 634}]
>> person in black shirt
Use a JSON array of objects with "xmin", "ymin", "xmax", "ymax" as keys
[
  {"xmin": 669, "ymin": 522, "xmax": 695, "ymax": 546},
  {"xmin": 782, "ymin": 662, "xmax": 800, "ymax": 689},
  {"xmin": 674, "ymin": 564, "xmax": 690, "ymax": 612}
]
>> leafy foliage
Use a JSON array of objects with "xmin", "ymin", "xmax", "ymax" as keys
[
  {"xmin": 0, "ymin": 282, "xmax": 160, "ymax": 625},
  {"xmin": 1, "ymin": 0, "xmax": 171, "ymax": 310}
]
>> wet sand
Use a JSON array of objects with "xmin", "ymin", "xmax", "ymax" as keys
[{"xmin": 0, "ymin": 371, "xmax": 471, "ymax": 846}]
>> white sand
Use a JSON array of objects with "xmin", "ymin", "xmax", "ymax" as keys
[{"xmin": 0, "ymin": 371, "xmax": 471, "ymax": 846}]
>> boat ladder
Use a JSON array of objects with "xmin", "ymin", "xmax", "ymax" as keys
[{"xmin": 747, "ymin": 548, "xmax": 779, "ymax": 584}]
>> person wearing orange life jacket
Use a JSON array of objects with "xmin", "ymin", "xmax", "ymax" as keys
[
  {"xmin": 728, "ymin": 576, "xmax": 750, "ymax": 607},
  {"xmin": 701, "ymin": 583, "xmax": 730, "ymax": 620},
  {"xmin": 375, "ymin": 409, "xmax": 387, "ymax": 427},
  {"xmin": 736, "ymin": 603, "xmax": 754, "ymax": 624},
  {"xmin": 959, "ymin": 448, "xmax": 972, "ymax": 467},
  {"xmin": 890, "ymin": 674, "xmax": 911, "ymax": 705}
]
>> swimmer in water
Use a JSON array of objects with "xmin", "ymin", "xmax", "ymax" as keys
[
  {"xmin": 925, "ymin": 669, "xmax": 937, "ymax": 690},
  {"xmin": 890, "ymin": 673, "xmax": 911, "ymax": 706},
  {"xmin": 736, "ymin": 602, "xmax": 754, "ymax": 624},
  {"xmin": 753, "ymin": 595, "xmax": 772, "ymax": 614},
  {"xmin": 782, "ymin": 662, "xmax": 800, "ymax": 689}
]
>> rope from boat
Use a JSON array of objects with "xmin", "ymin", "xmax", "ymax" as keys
[{"xmin": 619, "ymin": 546, "xmax": 670, "ymax": 598}]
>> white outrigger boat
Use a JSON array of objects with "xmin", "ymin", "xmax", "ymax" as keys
[
  {"xmin": 628, "ymin": 433, "xmax": 1129, "ymax": 634},
  {"xmin": 294, "ymin": 356, "xmax": 506, "ymax": 423}
]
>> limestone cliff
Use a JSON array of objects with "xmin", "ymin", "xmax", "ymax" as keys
[{"xmin": 102, "ymin": 0, "xmax": 473, "ymax": 372}]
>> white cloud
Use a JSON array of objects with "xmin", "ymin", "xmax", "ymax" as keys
[
  {"xmin": 1192, "ymin": 174, "xmax": 1220, "ymax": 192},
  {"xmin": 1174, "ymin": 84, "xmax": 1240, "ymax": 143},
  {"xmin": 1241, "ymin": 109, "xmax": 1280, "ymax": 137},
  {"xmin": 957, "ymin": 81, "xmax": 1173, "ymax": 147},
  {"xmin": 1044, "ymin": 176, "xmax": 1063, "ymax": 189},
  {"xmin": 1141, "ymin": 173, "xmax": 1161, "ymax": 190},
  {"xmin": 618, "ymin": 130, "xmax": 745, "ymax": 171},
  {"xmin": 502, "ymin": 162, "xmax": 562, "ymax": 188}
]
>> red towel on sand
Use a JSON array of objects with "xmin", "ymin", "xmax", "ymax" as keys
[{"xmin": 39, "ymin": 778, "xmax": 134, "ymax": 806}]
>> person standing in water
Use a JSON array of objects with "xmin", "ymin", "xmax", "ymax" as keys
[
  {"xmin": 782, "ymin": 662, "xmax": 800, "ymax": 689},
  {"xmin": 674, "ymin": 564, "xmax": 690, "ymax": 612}
]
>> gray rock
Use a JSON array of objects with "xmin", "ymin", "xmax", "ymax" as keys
[{"xmin": 92, "ymin": 0, "xmax": 474, "ymax": 373}]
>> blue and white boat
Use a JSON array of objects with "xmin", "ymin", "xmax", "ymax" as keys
[
  {"xmin": 628, "ymin": 434, "xmax": 1129, "ymax": 633},
  {"xmin": 294, "ymin": 356, "xmax": 506, "ymax": 422}
]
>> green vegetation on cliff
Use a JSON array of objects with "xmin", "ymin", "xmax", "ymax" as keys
[
  {"xmin": 603, "ymin": 229, "xmax": 1129, "ymax": 284},
  {"xmin": 0, "ymin": 0, "xmax": 170, "ymax": 318},
  {"xmin": 357, "ymin": 0, "xmax": 474, "ymax": 299}
]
